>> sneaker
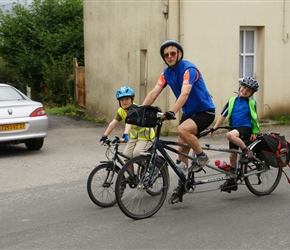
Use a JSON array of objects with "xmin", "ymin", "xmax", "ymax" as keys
[
  {"xmin": 197, "ymin": 153, "xmax": 210, "ymax": 166},
  {"xmin": 220, "ymin": 180, "xmax": 238, "ymax": 193},
  {"xmin": 191, "ymin": 154, "xmax": 209, "ymax": 172},
  {"xmin": 168, "ymin": 185, "xmax": 186, "ymax": 204},
  {"xmin": 239, "ymin": 150, "xmax": 253, "ymax": 164}
]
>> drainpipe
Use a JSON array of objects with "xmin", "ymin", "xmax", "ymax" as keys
[
  {"xmin": 283, "ymin": 0, "xmax": 289, "ymax": 42},
  {"xmin": 178, "ymin": 0, "xmax": 184, "ymax": 44},
  {"xmin": 163, "ymin": 0, "xmax": 169, "ymax": 38}
]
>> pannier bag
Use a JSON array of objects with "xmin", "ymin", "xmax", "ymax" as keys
[
  {"xmin": 125, "ymin": 105, "xmax": 162, "ymax": 128},
  {"xmin": 259, "ymin": 133, "xmax": 289, "ymax": 168}
]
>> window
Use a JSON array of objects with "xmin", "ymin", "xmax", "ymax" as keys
[{"xmin": 239, "ymin": 29, "xmax": 257, "ymax": 79}]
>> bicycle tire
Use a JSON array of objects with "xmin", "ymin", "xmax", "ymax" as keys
[
  {"xmin": 115, "ymin": 155, "xmax": 169, "ymax": 220},
  {"xmin": 87, "ymin": 163, "xmax": 120, "ymax": 207},
  {"xmin": 244, "ymin": 141, "xmax": 282, "ymax": 196}
]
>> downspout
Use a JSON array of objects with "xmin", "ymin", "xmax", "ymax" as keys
[
  {"xmin": 283, "ymin": 0, "xmax": 289, "ymax": 42},
  {"xmin": 163, "ymin": 0, "xmax": 169, "ymax": 38},
  {"xmin": 178, "ymin": 0, "xmax": 184, "ymax": 44}
]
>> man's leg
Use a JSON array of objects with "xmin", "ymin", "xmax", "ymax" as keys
[{"xmin": 177, "ymin": 118, "xmax": 210, "ymax": 168}]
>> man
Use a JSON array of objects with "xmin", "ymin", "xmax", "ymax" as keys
[{"xmin": 143, "ymin": 40, "xmax": 215, "ymax": 203}]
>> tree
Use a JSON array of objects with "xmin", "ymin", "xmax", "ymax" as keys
[{"xmin": 0, "ymin": 0, "xmax": 83, "ymax": 103}]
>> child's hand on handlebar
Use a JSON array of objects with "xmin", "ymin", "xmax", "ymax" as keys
[
  {"xmin": 209, "ymin": 127, "xmax": 215, "ymax": 137},
  {"xmin": 120, "ymin": 133, "xmax": 129, "ymax": 143},
  {"xmin": 99, "ymin": 135, "xmax": 107, "ymax": 145}
]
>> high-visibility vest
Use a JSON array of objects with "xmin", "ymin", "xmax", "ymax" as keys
[
  {"xmin": 118, "ymin": 107, "xmax": 155, "ymax": 141},
  {"xmin": 227, "ymin": 97, "xmax": 260, "ymax": 134}
]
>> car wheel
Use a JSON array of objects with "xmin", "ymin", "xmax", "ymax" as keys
[{"xmin": 25, "ymin": 138, "xmax": 44, "ymax": 150}]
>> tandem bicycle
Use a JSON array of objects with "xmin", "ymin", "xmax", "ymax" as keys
[{"xmin": 114, "ymin": 107, "xmax": 282, "ymax": 220}]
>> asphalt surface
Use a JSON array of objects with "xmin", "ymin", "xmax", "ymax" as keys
[{"xmin": 1, "ymin": 115, "xmax": 290, "ymax": 249}]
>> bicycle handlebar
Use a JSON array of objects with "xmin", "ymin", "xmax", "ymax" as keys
[
  {"xmin": 104, "ymin": 136, "xmax": 121, "ymax": 146},
  {"xmin": 157, "ymin": 112, "xmax": 177, "ymax": 120}
]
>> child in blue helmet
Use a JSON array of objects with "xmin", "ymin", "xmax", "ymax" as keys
[{"xmin": 99, "ymin": 86, "xmax": 155, "ymax": 159}]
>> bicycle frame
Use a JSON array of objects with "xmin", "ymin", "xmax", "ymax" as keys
[
  {"xmin": 148, "ymin": 120, "xmax": 268, "ymax": 189},
  {"xmin": 100, "ymin": 137, "xmax": 130, "ymax": 185},
  {"xmin": 114, "ymin": 112, "xmax": 283, "ymax": 220}
]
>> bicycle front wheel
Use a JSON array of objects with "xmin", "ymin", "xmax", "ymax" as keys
[
  {"xmin": 115, "ymin": 155, "xmax": 169, "ymax": 220},
  {"xmin": 244, "ymin": 161, "xmax": 282, "ymax": 196},
  {"xmin": 87, "ymin": 163, "xmax": 120, "ymax": 207}
]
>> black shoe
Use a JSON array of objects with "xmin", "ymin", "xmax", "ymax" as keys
[
  {"xmin": 168, "ymin": 185, "xmax": 186, "ymax": 204},
  {"xmin": 239, "ymin": 150, "xmax": 253, "ymax": 164},
  {"xmin": 124, "ymin": 174, "xmax": 138, "ymax": 188},
  {"xmin": 220, "ymin": 180, "xmax": 238, "ymax": 193}
]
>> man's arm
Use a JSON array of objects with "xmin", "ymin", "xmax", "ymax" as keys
[
  {"xmin": 170, "ymin": 84, "xmax": 192, "ymax": 114},
  {"xmin": 142, "ymin": 85, "xmax": 163, "ymax": 105}
]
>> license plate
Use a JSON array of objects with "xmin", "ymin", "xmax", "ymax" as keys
[{"xmin": 0, "ymin": 123, "xmax": 26, "ymax": 131}]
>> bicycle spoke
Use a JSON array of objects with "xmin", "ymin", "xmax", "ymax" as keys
[
  {"xmin": 115, "ymin": 155, "xmax": 168, "ymax": 220},
  {"xmin": 87, "ymin": 163, "xmax": 119, "ymax": 207}
]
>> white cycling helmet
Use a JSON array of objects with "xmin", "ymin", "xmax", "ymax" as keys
[{"xmin": 240, "ymin": 77, "xmax": 259, "ymax": 92}]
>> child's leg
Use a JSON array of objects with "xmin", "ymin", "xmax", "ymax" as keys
[
  {"xmin": 227, "ymin": 127, "xmax": 252, "ymax": 162},
  {"xmin": 132, "ymin": 140, "xmax": 152, "ymax": 158},
  {"xmin": 226, "ymin": 129, "xmax": 247, "ymax": 150},
  {"xmin": 123, "ymin": 139, "xmax": 137, "ymax": 173},
  {"xmin": 229, "ymin": 152, "xmax": 238, "ymax": 167}
]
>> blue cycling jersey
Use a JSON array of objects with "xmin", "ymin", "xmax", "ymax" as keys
[
  {"xmin": 158, "ymin": 60, "xmax": 215, "ymax": 116},
  {"xmin": 221, "ymin": 96, "xmax": 252, "ymax": 128}
]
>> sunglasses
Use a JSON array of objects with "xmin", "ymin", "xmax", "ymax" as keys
[{"xmin": 163, "ymin": 51, "xmax": 177, "ymax": 59}]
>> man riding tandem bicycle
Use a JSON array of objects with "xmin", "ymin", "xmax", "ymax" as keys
[{"xmin": 113, "ymin": 104, "xmax": 288, "ymax": 220}]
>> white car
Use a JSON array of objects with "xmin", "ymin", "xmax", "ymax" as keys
[{"xmin": 0, "ymin": 83, "xmax": 48, "ymax": 150}]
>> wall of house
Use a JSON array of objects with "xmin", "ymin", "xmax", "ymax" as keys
[
  {"xmin": 84, "ymin": 0, "xmax": 290, "ymax": 131},
  {"xmin": 178, "ymin": 1, "xmax": 290, "ymax": 118},
  {"xmin": 83, "ymin": 0, "xmax": 172, "ymax": 124}
]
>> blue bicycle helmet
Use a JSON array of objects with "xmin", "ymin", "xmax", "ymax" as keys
[
  {"xmin": 116, "ymin": 86, "xmax": 135, "ymax": 100},
  {"xmin": 160, "ymin": 39, "xmax": 184, "ymax": 61},
  {"xmin": 240, "ymin": 77, "xmax": 259, "ymax": 92}
]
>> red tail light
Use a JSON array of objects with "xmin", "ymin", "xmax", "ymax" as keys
[{"xmin": 30, "ymin": 107, "xmax": 47, "ymax": 117}]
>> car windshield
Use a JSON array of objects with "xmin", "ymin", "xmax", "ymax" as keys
[{"xmin": 0, "ymin": 86, "xmax": 26, "ymax": 101}]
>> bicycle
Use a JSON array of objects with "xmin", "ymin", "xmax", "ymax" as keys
[
  {"xmin": 114, "ymin": 108, "xmax": 282, "ymax": 220},
  {"xmin": 87, "ymin": 136, "xmax": 129, "ymax": 207},
  {"xmin": 87, "ymin": 136, "xmax": 169, "ymax": 207}
]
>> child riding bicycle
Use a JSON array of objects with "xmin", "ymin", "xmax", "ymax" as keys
[
  {"xmin": 99, "ymin": 86, "xmax": 155, "ymax": 174},
  {"xmin": 211, "ymin": 77, "xmax": 260, "ymax": 192}
]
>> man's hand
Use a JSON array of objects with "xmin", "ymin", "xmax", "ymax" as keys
[{"xmin": 164, "ymin": 111, "xmax": 175, "ymax": 120}]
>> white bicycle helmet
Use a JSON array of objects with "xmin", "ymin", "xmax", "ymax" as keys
[{"xmin": 240, "ymin": 77, "xmax": 259, "ymax": 92}]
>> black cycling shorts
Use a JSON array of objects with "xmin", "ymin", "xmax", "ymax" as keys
[
  {"xmin": 180, "ymin": 111, "xmax": 215, "ymax": 133},
  {"xmin": 229, "ymin": 126, "xmax": 252, "ymax": 149}
]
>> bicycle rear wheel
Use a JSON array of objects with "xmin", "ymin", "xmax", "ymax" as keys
[
  {"xmin": 87, "ymin": 163, "xmax": 120, "ymax": 207},
  {"xmin": 244, "ymin": 161, "xmax": 282, "ymax": 196},
  {"xmin": 115, "ymin": 155, "xmax": 169, "ymax": 220}
]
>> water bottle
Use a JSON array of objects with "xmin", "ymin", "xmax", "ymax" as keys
[
  {"xmin": 176, "ymin": 159, "xmax": 187, "ymax": 175},
  {"xmin": 215, "ymin": 159, "xmax": 230, "ymax": 171}
]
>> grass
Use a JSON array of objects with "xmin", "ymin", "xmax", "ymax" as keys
[
  {"xmin": 45, "ymin": 105, "xmax": 290, "ymax": 127},
  {"xmin": 45, "ymin": 105, "xmax": 106, "ymax": 124},
  {"xmin": 270, "ymin": 115, "xmax": 290, "ymax": 125},
  {"xmin": 45, "ymin": 105, "xmax": 77, "ymax": 116}
]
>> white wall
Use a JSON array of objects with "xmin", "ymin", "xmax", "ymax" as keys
[{"xmin": 84, "ymin": 0, "xmax": 290, "ymax": 130}]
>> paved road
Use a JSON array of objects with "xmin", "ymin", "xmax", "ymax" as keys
[{"xmin": 1, "ymin": 115, "xmax": 290, "ymax": 249}]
